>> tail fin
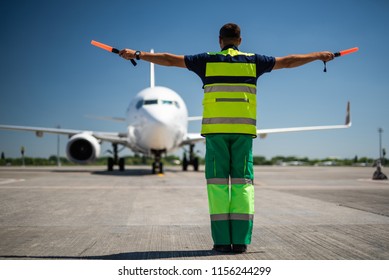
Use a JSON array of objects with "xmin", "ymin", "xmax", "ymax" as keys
[
  {"xmin": 345, "ymin": 101, "xmax": 351, "ymax": 126},
  {"xmin": 150, "ymin": 49, "xmax": 155, "ymax": 88}
]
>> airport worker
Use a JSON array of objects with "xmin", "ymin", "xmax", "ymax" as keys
[{"xmin": 119, "ymin": 23, "xmax": 334, "ymax": 253}]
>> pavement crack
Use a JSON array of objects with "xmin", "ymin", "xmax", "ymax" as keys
[
  {"xmin": 78, "ymin": 240, "xmax": 98, "ymax": 256},
  {"xmin": 338, "ymin": 204, "xmax": 389, "ymax": 218}
]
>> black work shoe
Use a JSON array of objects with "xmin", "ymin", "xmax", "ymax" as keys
[
  {"xmin": 213, "ymin": 244, "xmax": 232, "ymax": 253},
  {"xmin": 232, "ymin": 244, "xmax": 247, "ymax": 253}
]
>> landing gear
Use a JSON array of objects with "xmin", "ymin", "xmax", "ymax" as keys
[
  {"xmin": 151, "ymin": 149, "xmax": 164, "ymax": 174},
  {"xmin": 107, "ymin": 143, "xmax": 125, "ymax": 171},
  {"xmin": 182, "ymin": 144, "xmax": 199, "ymax": 171},
  {"xmin": 152, "ymin": 161, "xmax": 163, "ymax": 174},
  {"xmin": 119, "ymin": 158, "xmax": 125, "ymax": 171},
  {"xmin": 108, "ymin": 157, "xmax": 114, "ymax": 171}
]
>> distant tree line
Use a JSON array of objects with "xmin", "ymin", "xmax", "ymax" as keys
[
  {"xmin": 0, "ymin": 154, "xmax": 179, "ymax": 167},
  {"xmin": 251, "ymin": 155, "xmax": 386, "ymax": 167},
  {"xmin": 0, "ymin": 154, "xmax": 386, "ymax": 167}
]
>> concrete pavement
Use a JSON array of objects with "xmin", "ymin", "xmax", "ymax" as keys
[{"xmin": 0, "ymin": 165, "xmax": 388, "ymax": 260}]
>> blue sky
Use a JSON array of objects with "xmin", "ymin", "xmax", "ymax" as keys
[{"xmin": 0, "ymin": 0, "xmax": 388, "ymax": 160}]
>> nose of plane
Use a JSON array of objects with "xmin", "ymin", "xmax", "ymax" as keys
[
  {"xmin": 140, "ymin": 106, "xmax": 179, "ymax": 150},
  {"xmin": 146, "ymin": 106, "xmax": 173, "ymax": 125}
]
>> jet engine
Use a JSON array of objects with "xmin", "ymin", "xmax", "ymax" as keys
[{"xmin": 66, "ymin": 133, "xmax": 101, "ymax": 164}]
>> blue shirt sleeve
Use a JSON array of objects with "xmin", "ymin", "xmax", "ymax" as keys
[
  {"xmin": 184, "ymin": 53, "xmax": 208, "ymax": 83},
  {"xmin": 255, "ymin": 54, "xmax": 276, "ymax": 77}
]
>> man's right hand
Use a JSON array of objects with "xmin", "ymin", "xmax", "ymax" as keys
[{"xmin": 119, "ymin": 49, "xmax": 136, "ymax": 61}]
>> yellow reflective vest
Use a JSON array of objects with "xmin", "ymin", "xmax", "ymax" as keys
[{"xmin": 201, "ymin": 47, "xmax": 258, "ymax": 137}]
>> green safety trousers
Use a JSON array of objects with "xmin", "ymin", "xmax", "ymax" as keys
[{"xmin": 205, "ymin": 134, "xmax": 254, "ymax": 245}]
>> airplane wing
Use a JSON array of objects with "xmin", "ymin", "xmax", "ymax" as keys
[
  {"xmin": 257, "ymin": 102, "xmax": 351, "ymax": 139},
  {"xmin": 181, "ymin": 102, "xmax": 351, "ymax": 144},
  {"xmin": 85, "ymin": 115, "xmax": 127, "ymax": 122},
  {"xmin": 187, "ymin": 116, "xmax": 202, "ymax": 121},
  {"xmin": 181, "ymin": 133, "xmax": 204, "ymax": 146},
  {"xmin": 180, "ymin": 116, "xmax": 204, "ymax": 145},
  {"xmin": 0, "ymin": 124, "xmax": 128, "ymax": 145}
]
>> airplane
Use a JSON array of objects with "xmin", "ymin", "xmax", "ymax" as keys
[{"xmin": 0, "ymin": 52, "xmax": 351, "ymax": 174}]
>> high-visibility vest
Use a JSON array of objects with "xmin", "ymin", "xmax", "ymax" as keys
[{"xmin": 201, "ymin": 47, "xmax": 257, "ymax": 137}]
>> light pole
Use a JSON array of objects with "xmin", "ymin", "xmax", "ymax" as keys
[
  {"xmin": 20, "ymin": 146, "xmax": 25, "ymax": 167},
  {"xmin": 57, "ymin": 125, "xmax": 61, "ymax": 167},
  {"xmin": 378, "ymin": 128, "xmax": 383, "ymax": 163}
]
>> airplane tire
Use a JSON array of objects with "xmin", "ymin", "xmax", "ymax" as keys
[
  {"xmin": 159, "ymin": 162, "xmax": 164, "ymax": 174},
  {"xmin": 193, "ymin": 158, "xmax": 199, "ymax": 171},
  {"xmin": 152, "ymin": 162, "xmax": 157, "ymax": 174},
  {"xmin": 119, "ymin": 158, "xmax": 125, "ymax": 171},
  {"xmin": 182, "ymin": 157, "xmax": 188, "ymax": 171},
  {"xmin": 107, "ymin": 157, "xmax": 114, "ymax": 171}
]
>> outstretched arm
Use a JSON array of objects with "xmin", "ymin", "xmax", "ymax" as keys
[
  {"xmin": 273, "ymin": 51, "xmax": 334, "ymax": 70},
  {"xmin": 119, "ymin": 49, "xmax": 187, "ymax": 68}
]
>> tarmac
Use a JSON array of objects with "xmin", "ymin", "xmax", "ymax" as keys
[{"xmin": 0, "ymin": 165, "xmax": 388, "ymax": 260}]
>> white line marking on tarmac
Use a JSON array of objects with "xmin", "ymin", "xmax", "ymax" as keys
[
  {"xmin": 0, "ymin": 178, "xmax": 26, "ymax": 185},
  {"xmin": 357, "ymin": 178, "xmax": 389, "ymax": 184}
]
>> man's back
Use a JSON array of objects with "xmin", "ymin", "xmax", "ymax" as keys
[{"xmin": 184, "ymin": 45, "xmax": 275, "ymax": 136}]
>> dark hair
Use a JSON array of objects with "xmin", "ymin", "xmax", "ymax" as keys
[{"xmin": 219, "ymin": 23, "xmax": 241, "ymax": 39}]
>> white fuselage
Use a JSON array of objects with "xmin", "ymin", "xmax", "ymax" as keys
[{"xmin": 126, "ymin": 86, "xmax": 188, "ymax": 155}]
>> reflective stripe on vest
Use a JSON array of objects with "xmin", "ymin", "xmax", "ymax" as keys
[
  {"xmin": 202, "ymin": 117, "xmax": 256, "ymax": 125},
  {"xmin": 204, "ymin": 85, "xmax": 256, "ymax": 94}
]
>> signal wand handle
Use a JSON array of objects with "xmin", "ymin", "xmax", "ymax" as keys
[{"xmin": 111, "ymin": 48, "xmax": 137, "ymax": 66}]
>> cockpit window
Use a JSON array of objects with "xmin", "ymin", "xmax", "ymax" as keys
[
  {"xmin": 136, "ymin": 99, "xmax": 180, "ymax": 109},
  {"xmin": 162, "ymin": 100, "xmax": 180, "ymax": 109},
  {"xmin": 144, "ymin": 99, "xmax": 158, "ymax": 105},
  {"xmin": 136, "ymin": 100, "xmax": 143, "ymax": 109}
]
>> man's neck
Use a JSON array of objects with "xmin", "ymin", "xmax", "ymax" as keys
[{"xmin": 221, "ymin": 44, "xmax": 239, "ymax": 51}]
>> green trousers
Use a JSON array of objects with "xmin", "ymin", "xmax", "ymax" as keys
[{"xmin": 205, "ymin": 134, "xmax": 254, "ymax": 245}]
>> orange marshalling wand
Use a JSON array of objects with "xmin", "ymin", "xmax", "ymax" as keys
[
  {"xmin": 324, "ymin": 47, "xmax": 359, "ymax": 72},
  {"xmin": 334, "ymin": 47, "xmax": 359, "ymax": 57},
  {"xmin": 91, "ymin": 40, "xmax": 136, "ymax": 66}
]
